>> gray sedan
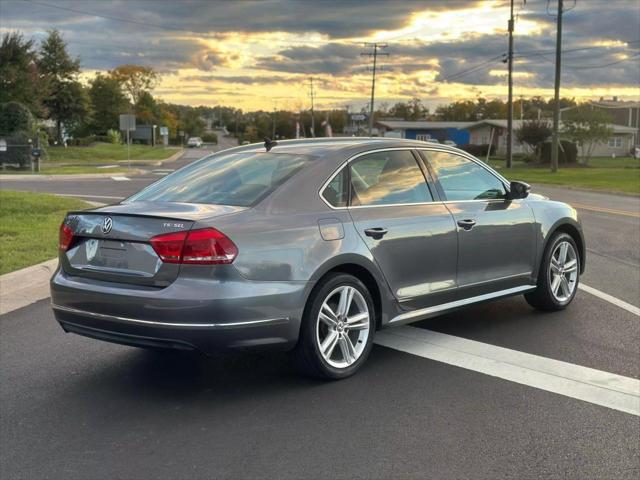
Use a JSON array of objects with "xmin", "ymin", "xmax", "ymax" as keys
[{"xmin": 51, "ymin": 138, "xmax": 585, "ymax": 379}]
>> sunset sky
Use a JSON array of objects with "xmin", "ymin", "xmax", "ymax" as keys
[{"xmin": 2, "ymin": 0, "xmax": 639, "ymax": 111}]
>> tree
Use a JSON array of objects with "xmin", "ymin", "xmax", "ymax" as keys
[
  {"xmin": 88, "ymin": 73, "xmax": 129, "ymax": 134},
  {"xmin": 37, "ymin": 30, "xmax": 86, "ymax": 142},
  {"xmin": 562, "ymin": 106, "xmax": 613, "ymax": 165},
  {"xmin": 180, "ymin": 108, "xmax": 205, "ymax": 137},
  {"xmin": 135, "ymin": 91, "xmax": 160, "ymax": 125},
  {"xmin": 0, "ymin": 101, "xmax": 36, "ymax": 167},
  {"xmin": 435, "ymin": 100, "xmax": 477, "ymax": 121},
  {"xmin": 110, "ymin": 65, "xmax": 159, "ymax": 107},
  {"xmin": 515, "ymin": 120, "xmax": 552, "ymax": 161},
  {"xmin": 0, "ymin": 32, "xmax": 42, "ymax": 115}
]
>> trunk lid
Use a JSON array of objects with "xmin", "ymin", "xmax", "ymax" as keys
[{"xmin": 61, "ymin": 202, "xmax": 246, "ymax": 287}]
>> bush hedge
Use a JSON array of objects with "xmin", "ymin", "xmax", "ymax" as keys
[
  {"xmin": 201, "ymin": 132, "xmax": 218, "ymax": 143},
  {"xmin": 458, "ymin": 143, "xmax": 496, "ymax": 157},
  {"xmin": 539, "ymin": 140, "xmax": 578, "ymax": 164}
]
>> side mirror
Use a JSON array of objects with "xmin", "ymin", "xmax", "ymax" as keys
[{"xmin": 507, "ymin": 180, "xmax": 530, "ymax": 200}]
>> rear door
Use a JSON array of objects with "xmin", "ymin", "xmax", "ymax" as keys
[
  {"xmin": 344, "ymin": 149, "xmax": 458, "ymax": 309},
  {"xmin": 420, "ymin": 149, "xmax": 536, "ymax": 298}
]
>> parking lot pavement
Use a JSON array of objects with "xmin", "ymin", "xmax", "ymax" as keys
[{"xmin": 1, "ymin": 292, "xmax": 638, "ymax": 479}]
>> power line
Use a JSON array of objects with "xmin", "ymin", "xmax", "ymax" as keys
[{"xmin": 361, "ymin": 43, "xmax": 389, "ymax": 136}]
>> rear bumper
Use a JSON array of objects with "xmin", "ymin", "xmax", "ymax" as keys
[{"xmin": 50, "ymin": 267, "xmax": 308, "ymax": 353}]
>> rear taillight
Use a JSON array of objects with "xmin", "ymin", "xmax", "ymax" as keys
[
  {"xmin": 150, "ymin": 228, "xmax": 238, "ymax": 265},
  {"xmin": 59, "ymin": 222, "xmax": 74, "ymax": 252}
]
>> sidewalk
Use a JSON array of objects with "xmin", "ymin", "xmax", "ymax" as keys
[{"xmin": 0, "ymin": 259, "xmax": 57, "ymax": 315}]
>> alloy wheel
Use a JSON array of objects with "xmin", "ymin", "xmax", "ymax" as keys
[
  {"xmin": 549, "ymin": 241, "xmax": 578, "ymax": 302},
  {"xmin": 315, "ymin": 285, "xmax": 370, "ymax": 369}
]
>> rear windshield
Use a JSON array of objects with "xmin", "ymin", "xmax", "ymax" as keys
[{"xmin": 126, "ymin": 151, "xmax": 312, "ymax": 207}]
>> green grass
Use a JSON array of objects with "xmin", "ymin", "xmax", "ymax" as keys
[
  {"xmin": 0, "ymin": 191, "xmax": 91, "ymax": 275},
  {"xmin": 1, "ymin": 166, "xmax": 136, "ymax": 175},
  {"xmin": 487, "ymin": 156, "xmax": 640, "ymax": 195},
  {"xmin": 45, "ymin": 143, "xmax": 180, "ymax": 163}
]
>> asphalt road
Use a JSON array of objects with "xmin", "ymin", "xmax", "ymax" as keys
[{"xmin": 1, "ymin": 147, "xmax": 639, "ymax": 479}]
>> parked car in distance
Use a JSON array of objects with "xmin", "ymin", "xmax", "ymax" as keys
[
  {"xmin": 187, "ymin": 137, "xmax": 203, "ymax": 148},
  {"xmin": 425, "ymin": 138, "xmax": 440, "ymax": 144},
  {"xmin": 443, "ymin": 140, "xmax": 457, "ymax": 147},
  {"xmin": 51, "ymin": 138, "xmax": 585, "ymax": 379}
]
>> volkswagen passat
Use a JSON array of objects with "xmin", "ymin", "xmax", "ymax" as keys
[{"xmin": 51, "ymin": 138, "xmax": 585, "ymax": 379}]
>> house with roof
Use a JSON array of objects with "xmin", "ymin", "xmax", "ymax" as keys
[
  {"xmin": 376, "ymin": 120, "xmax": 473, "ymax": 145},
  {"xmin": 467, "ymin": 119, "xmax": 638, "ymax": 157}
]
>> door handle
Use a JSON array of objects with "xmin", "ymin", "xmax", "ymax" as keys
[
  {"xmin": 457, "ymin": 219, "xmax": 476, "ymax": 230},
  {"xmin": 364, "ymin": 227, "xmax": 388, "ymax": 239}
]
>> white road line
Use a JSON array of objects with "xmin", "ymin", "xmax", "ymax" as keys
[
  {"xmin": 110, "ymin": 176, "xmax": 130, "ymax": 181},
  {"xmin": 375, "ymin": 326, "xmax": 640, "ymax": 416},
  {"xmin": 579, "ymin": 283, "xmax": 640, "ymax": 316}
]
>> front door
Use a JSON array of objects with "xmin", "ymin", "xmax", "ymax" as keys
[
  {"xmin": 421, "ymin": 149, "xmax": 536, "ymax": 298},
  {"xmin": 346, "ymin": 149, "xmax": 458, "ymax": 309}
]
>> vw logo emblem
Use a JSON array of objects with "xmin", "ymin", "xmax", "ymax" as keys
[{"xmin": 101, "ymin": 217, "xmax": 113, "ymax": 235}]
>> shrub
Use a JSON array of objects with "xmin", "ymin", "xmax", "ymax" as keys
[
  {"xmin": 0, "ymin": 131, "xmax": 31, "ymax": 167},
  {"xmin": 539, "ymin": 140, "xmax": 578, "ymax": 164},
  {"xmin": 0, "ymin": 101, "xmax": 34, "ymax": 135},
  {"xmin": 201, "ymin": 132, "xmax": 218, "ymax": 143},
  {"xmin": 459, "ymin": 143, "xmax": 495, "ymax": 157},
  {"xmin": 106, "ymin": 129, "xmax": 121, "ymax": 144},
  {"xmin": 67, "ymin": 135, "xmax": 95, "ymax": 146}
]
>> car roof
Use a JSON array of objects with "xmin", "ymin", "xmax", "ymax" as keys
[{"xmin": 229, "ymin": 137, "xmax": 463, "ymax": 157}]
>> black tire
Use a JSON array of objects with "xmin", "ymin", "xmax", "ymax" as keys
[
  {"xmin": 525, "ymin": 232, "xmax": 580, "ymax": 311},
  {"xmin": 292, "ymin": 273, "xmax": 376, "ymax": 379}
]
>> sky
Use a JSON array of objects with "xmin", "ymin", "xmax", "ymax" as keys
[{"xmin": 1, "ymin": 0, "xmax": 639, "ymax": 111}]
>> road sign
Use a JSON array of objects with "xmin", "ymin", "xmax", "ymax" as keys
[
  {"xmin": 178, "ymin": 130, "xmax": 185, "ymax": 137},
  {"xmin": 0, "ymin": 139, "xmax": 6, "ymax": 152},
  {"xmin": 119, "ymin": 114, "xmax": 136, "ymax": 131},
  {"xmin": 350, "ymin": 113, "xmax": 367, "ymax": 122},
  {"xmin": 31, "ymin": 148, "xmax": 42, "ymax": 158},
  {"xmin": 160, "ymin": 126, "xmax": 169, "ymax": 136}
]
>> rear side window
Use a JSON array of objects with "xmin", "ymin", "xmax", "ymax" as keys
[
  {"xmin": 322, "ymin": 168, "xmax": 349, "ymax": 208},
  {"xmin": 425, "ymin": 151, "xmax": 506, "ymax": 201},
  {"xmin": 349, "ymin": 150, "xmax": 432, "ymax": 206},
  {"xmin": 126, "ymin": 152, "xmax": 312, "ymax": 207}
]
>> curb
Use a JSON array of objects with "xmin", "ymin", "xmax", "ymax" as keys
[{"xmin": 0, "ymin": 258, "xmax": 57, "ymax": 315}]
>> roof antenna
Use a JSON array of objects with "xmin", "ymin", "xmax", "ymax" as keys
[{"xmin": 264, "ymin": 137, "xmax": 278, "ymax": 152}]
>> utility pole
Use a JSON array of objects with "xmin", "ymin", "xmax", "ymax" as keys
[
  {"xmin": 272, "ymin": 101, "xmax": 277, "ymax": 139},
  {"xmin": 551, "ymin": 0, "xmax": 564, "ymax": 173},
  {"xmin": 308, "ymin": 77, "xmax": 316, "ymax": 137},
  {"xmin": 506, "ymin": 0, "xmax": 515, "ymax": 168},
  {"xmin": 361, "ymin": 43, "xmax": 388, "ymax": 137}
]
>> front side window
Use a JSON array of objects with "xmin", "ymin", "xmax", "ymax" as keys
[
  {"xmin": 425, "ymin": 151, "xmax": 506, "ymax": 201},
  {"xmin": 349, "ymin": 150, "xmax": 433, "ymax": 206},
  {"xmin": 126, "ymin": 151, "xmax": 312, "ymax": 207}
]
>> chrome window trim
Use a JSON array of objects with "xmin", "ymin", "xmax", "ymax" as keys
[
  {"xmin": 318, "ymin": 145, "xmax": 513, "ymax": 210},
  {"xmin": 389, "ymin": 285, "xmax": 536, "ymax": 324},
  {"xmin": 318, "ymin": 147, "xmax": 438, "ymax": 210},
  {"xmin": 52, "ymin": 303, "xmax": 289, "ymax": 329}
]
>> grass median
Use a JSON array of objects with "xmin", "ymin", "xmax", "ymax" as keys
[
  {"xmin": 46, "ymin": 143, "xmax": 181, "ymax": 164},
  {"xmin": 489, "ymin": 157, "xmax": 640, "ymax": 195},
  {"xmin": 0, "ymin": 191, "xmax": 92, "ymax": 275}
]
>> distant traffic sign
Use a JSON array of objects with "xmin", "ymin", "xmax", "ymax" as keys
[
  {"xmin": 0, "ymin": 139, "xmax": 6, "ymax": 152},
  {"xmin": 119, "ymin": 114, "xmax": 136, "ymax": 131},
  {"xmin": 350, "ymin": 113, "xmax": 367, "ymax": 122},
  {"xmin": 159, "ymin": 126, "xmax": 169, "ymax": 136}
]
